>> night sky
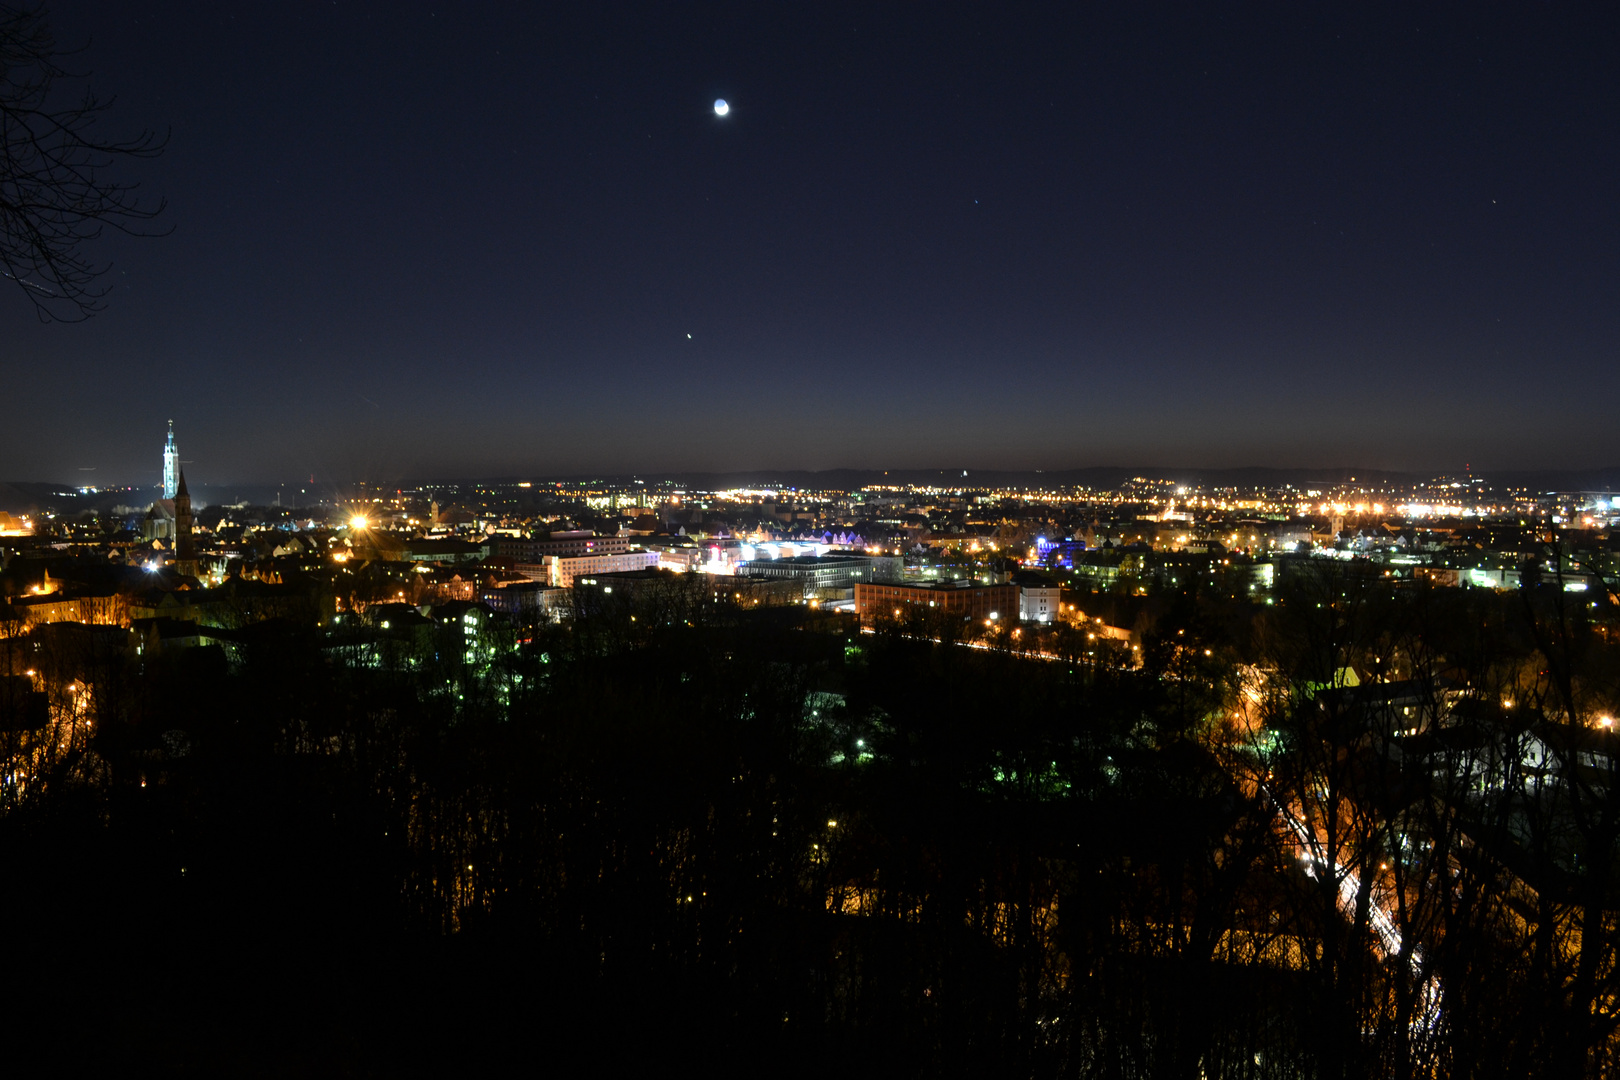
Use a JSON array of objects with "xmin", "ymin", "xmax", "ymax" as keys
[{"xmin": 4, "ymin": 3, "xmax": 1617, "ymax": 487}]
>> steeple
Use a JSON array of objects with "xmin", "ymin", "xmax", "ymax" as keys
[
  {"xmin": 162, "ymin": 420, "xmax": 179, "ymax": 500},
  {"xmin": 174, "ymin": 468, "xmax": 196, "ymax": 573}
]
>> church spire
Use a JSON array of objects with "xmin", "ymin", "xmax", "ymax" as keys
[
  {"xmin": 174, "ymin": 467, "xmax": 196, "ymax": 573},
  {"xmin": 162, "ymin": 420, "xmax": 179, "ymax": 500}
]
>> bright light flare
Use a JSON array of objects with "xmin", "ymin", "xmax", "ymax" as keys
[
  {"xmin": 713, "ymin": 98, "xmax": 729, "ymax": 116},
  {"xmin": 349, "ymin": 515, "xmax": 369, "ymax": 530}
]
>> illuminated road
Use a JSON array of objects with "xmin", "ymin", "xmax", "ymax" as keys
[{"xmin": 1269, "ymin": 787, "xmax": 1442, "ymax": 1033}]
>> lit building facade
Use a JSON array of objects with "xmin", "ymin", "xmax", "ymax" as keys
[
  {"xmin": 163, "ymin": 420, "xmax": 179, "ymax": 500},
  {"xmin": 517, "ymin": 550, "xmax": 659, "ymax": 588},
  {"xmin": 854, "ymin": 582, "xmax": 1019, "ymax": 627},
  {"xmin": 738, "ymin": 554, "xmax": 902, "ymax": 593},
  {"xmin": 1019, "ymin": 584, "xmax": 1061, "ymax": 622},
  {"xmin": 497, "ymin": 531, "xmax": 629, "ymax": 561}
]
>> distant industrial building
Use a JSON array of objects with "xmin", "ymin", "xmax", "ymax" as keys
[
  {"xmin": 739, "ymin": 554, "xmax": 902, "ymax": 594},
  {"xmin": 406, "ymin": 538, "xmax": 490, "ymax": 564},
  {"xmin": 855, "ymin": 581, "xmax": 1019, "ymax": 627},
  {"xmin": 574, "ymin": 567, "xmax": 804, "ymax": 612},
  {"xmin": 496, "ymin": 531, "xmax": 629, "ymax": 561},
  {"xmin": 517, "ymin": 550, "xmax": 659, "ymax": 588},
  {"xmin": 480, "ymin": 580, "xmax": 567, "ymax": 620}
]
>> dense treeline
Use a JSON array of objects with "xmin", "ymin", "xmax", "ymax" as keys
[{"xmin": 2, "ymin": 567, "xmax": 1617, "ymax": 1075}]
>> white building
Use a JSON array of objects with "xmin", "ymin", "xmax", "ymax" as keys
[
  {"xmin": 1019, "ymin": 584, "xmax": 1061, "ymax": 623},
  {"xmin": 517, "ymin": 550, "xmax": 659, "ymax": 588}
]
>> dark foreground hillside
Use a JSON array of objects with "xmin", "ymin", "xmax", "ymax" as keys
[{"xmin": 3, "ymin": 573, "xmax": 1618, "ymax": 1077}]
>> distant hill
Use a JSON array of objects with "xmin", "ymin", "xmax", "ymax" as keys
[
  {"xmin": 6, "ymin": 466, "xmax": 1617, "ymax": 510},
  {"xmin": 448, "ymin": 466, "xmax": 1620, "ymax": 493},
  {"xmin": 0, "ymin": 482, "xmax": 83, "ymax": 514},
  {"xmin": 0, "ymin": 482, "xmax": 302, "ymax": 516}
]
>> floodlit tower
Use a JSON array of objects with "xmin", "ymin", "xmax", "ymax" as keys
[{"xmin": 162, "ymin": 420, "xmax": 179, "ymax": 500}]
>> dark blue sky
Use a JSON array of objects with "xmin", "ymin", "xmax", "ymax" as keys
[{"xmin": 4, "ymin": 2, "xmax": 1617, "ymax": 486}]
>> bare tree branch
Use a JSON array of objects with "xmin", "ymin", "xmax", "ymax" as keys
[{"xmin": 0, "ymin": 2, "xmax": 167, "ymax": 322}]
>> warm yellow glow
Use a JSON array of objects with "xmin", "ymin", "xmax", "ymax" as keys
[{"xmin": 349, "ymin": 515, "xmax": 369, "ymax": 530}]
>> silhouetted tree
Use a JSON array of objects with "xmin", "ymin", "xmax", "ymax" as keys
[{"xmin": 0, "ymin": 2, "xmax": 166, "ymax": 320}]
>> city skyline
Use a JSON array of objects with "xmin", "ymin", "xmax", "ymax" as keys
[
  {"xmin": 3, "ymin": 3, "xmax": 1618, "ymax": 482},
  {"xmin": 7, "ymin": 414, "xmax": 1620, "ymax": 496}
]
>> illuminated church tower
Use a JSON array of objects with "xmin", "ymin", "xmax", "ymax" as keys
[
  {"xmin": 162, "ymin": 420, "xmax": 179, "ymax": 499},
  {"xmin": 174, "ymin": 469, "xmax": 197, "ymax": 577}
]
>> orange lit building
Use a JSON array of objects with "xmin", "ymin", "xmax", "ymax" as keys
[{"xmin": 854, "ymin": 582, "xmax": 1018, "ymax": 628}]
